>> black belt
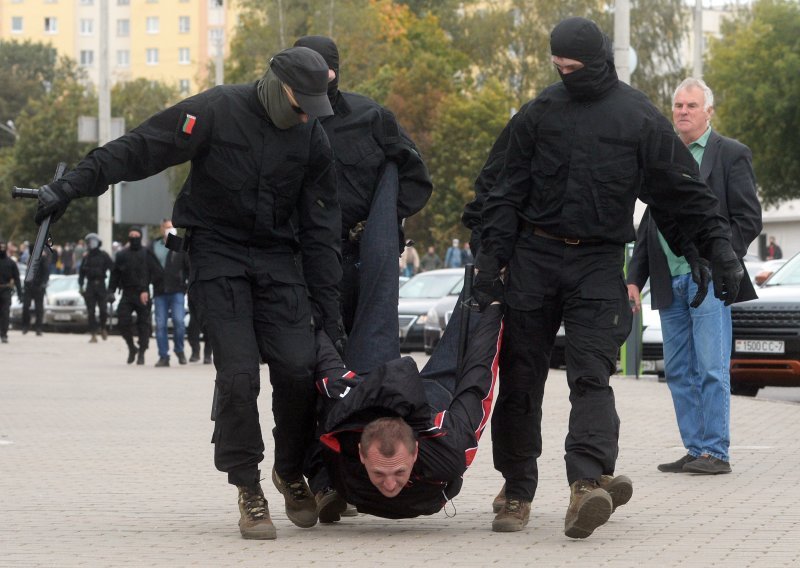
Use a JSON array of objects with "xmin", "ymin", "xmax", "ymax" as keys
[{"xmin": 523, "ymin": 222, "xmax": 602, "ymax": 245}]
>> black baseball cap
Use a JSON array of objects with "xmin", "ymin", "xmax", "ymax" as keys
[{"xmin": 270, "ymin": 46, "xmax": 333, "ymax": 118}]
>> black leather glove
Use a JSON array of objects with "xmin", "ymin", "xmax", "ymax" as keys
[
  {"xmin": 324, "ymin": 318, "xmax": 348, "ymax": 357},
  {"xmin": 708, "ymin": 238, "xmax": 744, "ymax": 306},
  {"xmin": 471, "ymin": 270, "xmax": 504, "ymax": 312},
  {"xmin": 35, "ymin": 180, "xmax": 80, "ymax": 224},
  {"xmin": 688, "ymin": 257, "xmax": 711, "ymax": 308}
]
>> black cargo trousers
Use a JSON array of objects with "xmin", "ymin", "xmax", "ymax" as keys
[
  {"xmin": 192, "ymin": 249, "xmax": 316, "ymax": 488},
  {"xmin": 84, "ymin": 280, "xmax": 108, "ymax": 333},
  {"xmin": 117, "ymin": 288, "xmax": 152, "ymax": 350},
  {"xmin": 493, "ymin": 228, "xmax": 632, "ymax": 502}
]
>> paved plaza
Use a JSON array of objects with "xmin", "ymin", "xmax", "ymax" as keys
[{"xmin": 1, "ymin": 329, "xmax": 799, "ymax": 567}]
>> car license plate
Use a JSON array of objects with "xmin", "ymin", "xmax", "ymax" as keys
[
  {"xmin": 641, "ymin": 360, "xmax": 656, "ymax": 372},
  {"xmin": 54, "ymin": 313, "xmax": 73, "ymax": 321},
  {"xmin": 735, "ymin": 339, "xmax": 784, "ymax": 354}
]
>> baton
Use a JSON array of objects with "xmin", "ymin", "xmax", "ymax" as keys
[{"xmin": 11, "ymin": 162, "xmax": 67, "ymax": 286}]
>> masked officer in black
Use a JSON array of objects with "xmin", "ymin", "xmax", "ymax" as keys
[
  {"xmin": 472, "ymin": 17, "xmax": 745, "ymax": 539},
  {"xmin": 31, "ymin": 47, "xmax": 343, "ymax": 541},
  {"xmin": 293, "ymin": 36, "xmax": 432, "ymax": 334},
  {"xmin": 78, "ymin": 232, "xmax": 114, "ymax": 343},
  {"xmin": 0, "ymin": 240, "xmax": 23, "ymax": 343},
  {"xmin": 108, "ymin": 227, "xmax": 162, "ymax": 365}
]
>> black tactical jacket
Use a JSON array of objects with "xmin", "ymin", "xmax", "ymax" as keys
[
  {"xmin": 320, "ymin": 92, "xmax": 431, "ymax": 239},
  {"xmin": 109, "ymin": 247, "xmax": 162, "ymax": 296},
  {"xmin": 79, "ymin": 249, "xmax": 113, "ymax": 290},
  {"xmin": 61, "ymin": 83, "xmax": 342, "ymax": 323},
  {"xmin": 477, "ymin": 81, "xmax": 731, "ymax": 274}
]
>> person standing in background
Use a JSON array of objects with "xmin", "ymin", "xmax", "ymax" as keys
[
  {"xmin": 150, "ymin": 219, "xmax": 190, "ymax": 367},
  {"xmin": 628, "ymin": 77, "xmax": 761, "ymax": 476},
  {"xmin": 79, "ymin": 232, "xmax": 114, "ymax": 343}
]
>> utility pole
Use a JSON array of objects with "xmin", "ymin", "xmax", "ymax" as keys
[
  {"xmin": 614, "ymin": 0, "xmax": 631, "ymax": 84},
  {"xmin": 214, "ymin": 34, "xmax": 224, "ymax": 86},
  {"xmin": 97, "ymin": 0, "xmax": 113, "ymax": 248},
  {"xmin": 693, "ymin": 0, "xmax": 704, "ymax": 78}
]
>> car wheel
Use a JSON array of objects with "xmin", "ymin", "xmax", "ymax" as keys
[{"xmin": 731, "ymin": 383, "xmax": 760, "ymax": 397}]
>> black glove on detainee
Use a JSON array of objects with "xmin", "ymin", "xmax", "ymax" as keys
[
  {"xmin": 708, "ymin": 238, "xmax": 744, "ymax": 306},
  {"xmin": 35, "ymin": 180, "xmax": 80, "ymax": 224}
]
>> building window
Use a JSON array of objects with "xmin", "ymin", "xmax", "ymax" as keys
[
  {"xmin": 146, "ymin": 16, "xmax": 159, "ymax": 34},
  {"xmin": 44, "ymin": 17, "xmax": 58, "ymax": 34},
  {"xmin": 178, "ymin": 16, "xmax": 190, "ymax": 33},
  {"xmin": 80, "ymin": 50, "xmax": 94, "ymax": 66},
  {"xmin": 210, "ymin": 0, "xmax": 223, "ymax": 7},
  {"xmin": 80, "ymin": 0, "xmax": 94, "ymax": 5},
  {"xmin": 179, "ymin": 79, "xmax": 190, "ymax": 93},
  {"xmin": 117, "ymin": 0, "xmax": 130, "ymax": 5},
  {"xmin": 11, "ymin": 17, "xmax": 23, "ymax": 33},
  {"xmin": 146, "ymin": 48, "xmax": 159, "ymax": 65},
  {"xmin": 80, "ymin": 19, "xmax": 93, "ymax": 35},
  {"xmin": 178, "ymin": 48, "xmax": 191, "ymax": 65},
  {"xmin": 116, "ymin": 19, "xmax": 129, "ymax": 37},
  {"xmin": 116, "ymin": 49, "xmax": 130, "ymax": 67}
]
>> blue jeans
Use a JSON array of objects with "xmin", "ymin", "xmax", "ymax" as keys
[
  {"xmin": 659, "ymin": 274, "xmax": 731, "ymax": 461},
  {"xmin": 154, "ymin": 292, "xmax": 186, "ymax": 359}
]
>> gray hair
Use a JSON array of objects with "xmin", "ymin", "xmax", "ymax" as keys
[{"xmin": 673, "ymin": 77, "xmax": 714, "ymax": 112}]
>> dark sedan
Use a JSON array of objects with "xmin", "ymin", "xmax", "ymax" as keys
[{"xmin": 399, "ymin": 269, "xmax": 464, "ymax": 352}]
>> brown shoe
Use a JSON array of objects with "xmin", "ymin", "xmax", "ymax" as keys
[
  {"xmin": 237, "ymin": 483, "xmax": 276, "ymax": 540},
  {"xmin": 315, "ymin": 487, "xmax": 347, "ymax": 524},
  {"xmin": 564, "ymin": 479, "xmax": 613, "ymax": 539},
  {"xmin": 271, "ymin": 467, "xmax": 317, "ymax": 528},
  {"xmin": 89, "ymin": 334, "xmax": 98, "ymax": 343},
  {"xmin": 492, "ymin": 483, "xmax": 506, "ymax": 513},
  {"xmin": 340, "ymin": 503, "xmax": 359, "ymax": 517},
  {"xmin": 491, "ymin": 498, "xmax": 531, "ymax": 532},
  {"xmin": 598, "ymin": 474, "xmax": 633, "ymax": 513}
]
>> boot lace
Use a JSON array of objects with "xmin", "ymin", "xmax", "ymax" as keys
[
  {"xmin": 240, "ymin": 487, "xmax": 268, "ymax": 520},
  {"xmin": 285, "ymin": 479, "xmax": 312, "ymax": 502},
  {"xmin": 505, "ymin": 499, "xmax": 523, "ymax": 514}
]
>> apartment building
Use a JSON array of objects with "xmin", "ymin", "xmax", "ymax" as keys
[{"xmin": 0, "ymin": 0, "xmax": 240, "ymax": 94}]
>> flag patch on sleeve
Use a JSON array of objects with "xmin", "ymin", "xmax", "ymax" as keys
[{"xmin": 181, "ymin": 114, "xmax": 197, "ymax": 135}]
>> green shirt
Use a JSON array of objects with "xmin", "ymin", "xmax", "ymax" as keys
[{"xmin": 657, "ymin": 126, "xmax": 712, "ymax": 277}]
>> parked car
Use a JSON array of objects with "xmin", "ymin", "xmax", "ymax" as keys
[
  {"xmin": 399, "ymin": 268, "xmax": 464, "ymax": 352},
  {"xmin": 753, "ymin": 258, "xmax": 788, "ymax": 286},
  {"xmin": 422, "ymin": 291, "xmax": 459, "ymax": 355},
  {"xmin": 730, "ymin": 251, "xmax": 800, "ymax": 396},
  {"xmin": 43, "ymin": 275, "xmax": 89, "ymax": 330}
]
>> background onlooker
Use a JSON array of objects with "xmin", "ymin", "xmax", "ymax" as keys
[
  {"xmin": 400, "ymin": 243, "xmax": 420, "ymax": 278},
  {"xmin": 419, "ymin": 246, "xmax": 442, "ymax": 272},
  {"xmin": 444, "ymin": 238, "xmax": 463, "ymax": 268},
  {"xmin": 766, "ymin": 236, "xmax": 782, "ymax": 260}
]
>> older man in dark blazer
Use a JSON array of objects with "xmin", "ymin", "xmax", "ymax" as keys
[{"xmin": 628, "ymin": 78, "xmax": 762, "ymax": 476}]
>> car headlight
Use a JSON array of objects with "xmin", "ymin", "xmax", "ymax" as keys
[{"xmin": 424, "ymin": 307, "xmax": 440, "ymax": 330}]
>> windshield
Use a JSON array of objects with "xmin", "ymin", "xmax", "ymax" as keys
[
  {"xmin": 764, "ymin": 254, "xmax": 800, "ymax": 286},
  {"xmin": 47, "ymin": 277, "xmax": 78, "ymax": 294},
  {"xmin": 399, "ymin": 272, "xmax": 463, "ymax": 299}
]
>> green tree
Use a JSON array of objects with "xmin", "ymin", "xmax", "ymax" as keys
[
  {"xmin": 0, "ymin": 40, "xmax": 60, "ymax": 147},
  {"xmin": 412, "ymin": 80, "xmax": 514, "ymax": 246},
  {"xmin": 705, "ymin": 0, "xmax": 800, "ymax": 204},
  {"xmin": 452, "ymin": 0, "xmax": 687, "ymax": 111},
  {"xmin": 111, "ymin": 78, "xmax": 179, "ymax": 134}
]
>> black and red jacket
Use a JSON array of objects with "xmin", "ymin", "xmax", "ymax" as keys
[{"xmin": 315, "ymin": 304, "xmax": 503, "ymax": 519}]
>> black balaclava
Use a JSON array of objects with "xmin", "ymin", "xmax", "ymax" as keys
[
  {"xmin": 128, "ymin": 228, "xmax": 142, "ymax": 251},
  {"xmin": 257, "ymin": 67, "xmax": 305, "ymax": 130},
  {"xmin": 550, "ymin": 17, "xmax": 618, "ymax": 101},
  {"xmin": 0, "ymin": 241, "xmax": 6, "ymax": 259},
  {"xmin": 294, "ymin": 35, "xmax": 340, "ymax": 103}
]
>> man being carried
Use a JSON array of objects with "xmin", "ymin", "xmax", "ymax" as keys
[{"xmin": 309, "ymin": 302, "xmax": 502, "ymax": 519}]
